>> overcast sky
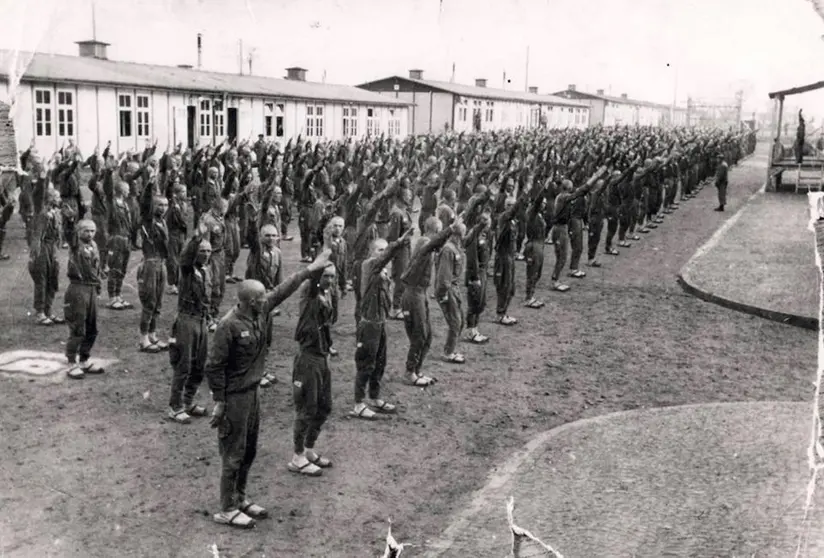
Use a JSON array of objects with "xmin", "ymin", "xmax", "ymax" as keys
[{"xmin": 2, "ymin": 0, "xmax": 824, "ymax": 118}]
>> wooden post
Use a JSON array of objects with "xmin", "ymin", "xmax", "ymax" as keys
[{"xmin": 767, "ymin": 96, "xmax": 785, "ymax": 192}]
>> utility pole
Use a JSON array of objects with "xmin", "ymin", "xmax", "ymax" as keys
[
  {"xmin": 91, "ymin": 0, "xmax": 98, "ymax": 40},
  {"xmin": 247, "ymin": 48, "xmax": 256, "ymax": 76},
  {"xmin": 524, "ymin": 45, "xmax": 530, "ymax": 93}
]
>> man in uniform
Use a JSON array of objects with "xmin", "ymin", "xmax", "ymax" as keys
[
  {"xmin": 714, "ymin": 153, "xmax": 729, "ymax": 212},
  {"xmin": 64, "ymin": 219, "xmax": 106, "ymax": 379},
  {"xmin": 204, "ymin": 249, "xmax": 332, "ymax": 528}
]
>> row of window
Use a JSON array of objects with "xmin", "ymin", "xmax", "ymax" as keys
[
  {"xmin": 34, "ymin": 89, "xmax": 78, "ymax": 138},
  {"xmin": 457, "ymin": 104, "xmax": 588, "ymax": 127},
  {"xmin": 33, "ymin": 88, "xmax": 401, "ymax": 141}
]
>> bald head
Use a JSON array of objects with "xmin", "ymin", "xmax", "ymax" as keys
[{"xmin": 238, "ymin": 280, "xmax": 265, "ymax": 305}]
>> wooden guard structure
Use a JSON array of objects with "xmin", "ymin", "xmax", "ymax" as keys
[{"xmin": 767, "ymin": 81, "xmax": 824, "ymax": 193}]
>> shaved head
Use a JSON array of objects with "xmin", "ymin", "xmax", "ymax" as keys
[{"xmin": 238, "ymin": 280, "xmax": 265, "ymax": 304}]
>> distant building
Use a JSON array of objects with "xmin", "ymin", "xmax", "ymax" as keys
[
  {"xmin": 552, "ymin": 85, "xmax": 687, "ymax": 127},
  {"xmin": 0, "ymin": 40, "xmax": 411, "ymax": 156},
  {"xmin": 357, "ymin": 70, "xmax": 590, "ymax": 135}
]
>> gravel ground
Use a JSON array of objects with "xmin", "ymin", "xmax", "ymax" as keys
[{"xmin": 0, "ymin": 143, "xmax": 817, "ymax": 557}]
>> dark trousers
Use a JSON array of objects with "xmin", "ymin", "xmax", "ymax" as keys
[
  {"xmin": 137, "ymin": 258, "xmax": 166, "ymax": 335},
  {"xmin": 344, "ymin": 226, "xmax": 357, "ymax": 281},
  {"xmin": 716, "ymin": 182, "xmax": 727, "ymax": 206},
  {"xmin": 29, "ymin": 246, "xmax": 59, "ymax": 315},
  {"xmin": 298, "ymin": 206, "xmax": 313, "ymax": 259},
  {"xmin": 438, "ymin": 290, "xmax": 464, "ymax": 355},
  {"xmin": 618, "ymin": 202, "xmax": 633, "ymax": 241},
  {"xmin": 64, "ymin": 283, "xmax": 98, "ymax": 363},
  {"xmin": 665, "ymin": 180, "xmax": 678, "ymax": 208},
  {"xmin": 587, "ymin": 215, "xmax": 604, "ymax": 261},
  {"xmin": 0, "ymin": 204, "xmax": 12, "ymax": 254},
  {"xmin": 418, "ymin": 211, "xmax": 434, "ymax": 234},
  {"xmin": 516, "ymin": 220, "xmax": 527, "ymax": 253},
  {"xmin": 391, "ymin": 253, "xmax": 409, "ymax": 310},
  {"xmin": 605, "ymin": 208, "xmax": 618, "ymax": 250},
  {"xmin": 292, "ymin": 352, "xmax": 332, "ymax": 454},
  {"xmin": 107, "ymin": 235, "xmax": 131, "ymax": 298},
  {"xmin": 647, "ymin": 188, "xmax": 661, "ymax": 220},
  {"xmin": 210, "ymin": 250, "xmax": 226, "ymax": 318},
  {"xmin": 22, "ymin": 214, "xmax": 35, "ymax": 248},
  {"xmin": 354, "ymin": 320, "xmax": 386, "ymax": 402},
  {"xmin": 465, "ymin": 273, "xmax": 488, "ymax": 329},
  {"xmin": 280, "ymin": 196, "xmax": 293, "ymax": 235},
  {"xmin": 635, "ymin": 193, "xmax": 647, "ymax": 227},
  {"xmin": 237, "ymin": 205, "xmax": 249, "ymax": 247},
  {"xmin": 166, "ymin": 231, "xmax": 186, "ymax": 287},
  {"xmin": 169, "ymin": 314, "xmax": 208, "ymax": 410},
  {"xmin": 569, "ymin": 218, "xmax": 584, "ymax": 270},
  {"xmin": 402, "ymin": 286, "xmax": 431, "ymax": 375},
  {"xmin": 217, "ymin": 388, "xmax": 260, "ymax": 511},
  {"xmin": 494, "ymin": 254, "xmax": 515, "ymax": 316},
  {"xmin": 551, "ymin": 224, "xmax": 569, "ymax": 280},
  {"xmin": 524, "ymin": 240, "xmax": 544, "ymax": 299},
  {"xmin": 352, "ymin": 262, "xmax": 364, "ymax": 325},
  {"xmin": 224, "ymin": 219, "xmax": 241, "ymax": 276}
]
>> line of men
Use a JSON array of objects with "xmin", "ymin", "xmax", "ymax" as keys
[{"xmin": 1, "ymin": 123, "xmax": 755, "ymax": 529}]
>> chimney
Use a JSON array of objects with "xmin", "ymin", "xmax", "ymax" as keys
[
  {"xmin": 75, "ymin": 40, "xmax": 110, "ymax": 60},
  {"xmin": 596, "ymin": 89, "xmax": 604, "ymax": 95},
  {"xmin": 286, "ymin": 67, "xmax": 308, "ymax": 81},
  {"xmin": 475, "ymin": 78, "xmax": 487, "ymax": 88},
  {"xmin": 568, "ymin": 84, "xmax": 576, "ymax": 92},
  {"xmin": 409, "ymin": 69, "xmax": 423, "ymax": 80},
  {"xmin": 528, "ymin": 86, "xmax": 538, "ymax": 94},
  {"xmin": 621, "ymin": 93, "xmax": 628, "ymax": 99},
  {"xmin": 197, "ymin": 33, "xmax": 202, "ymax": 70},
  {"xmin": 178, "ymin": 64, "xmax": 193, "ymax": 69}
]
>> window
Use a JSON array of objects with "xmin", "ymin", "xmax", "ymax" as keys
[
  {"xmin": 458, "ymin": 106, "xmax": 467, "ymax": 122},
  {"xmin": 343, "ymin": 106, "xmax": 358, "ymax": 137},
  {"xmin": 136, "ymin": 94, "xmax": 150, "ymax": 137},
  {"xmin": 213, "ymin": 99, "xmax": 224, "ymax": 138},
  {"xmin": 530, "ymin": 107, "xmax": 540, "ymax": 127},
  {"xmin": 200, "ymin": 99, "xmax": 211, "ymax": 138},
  {"xmin": 485, "ymin": 101, "xmax": 494, "ymax": 123},
  {"xmin": 366, "ymin": 107, "xmax": 380, "ymax": 135},
  {"xmin": 306, "ymin": 104, "xmax": 324, "ymax": 137},
  {"xmin": 264, "ymin": 103, "xmax": 273, "ymax": 137},
  {"xmin": 388, "ymin": 109, "xmax": 401, "ymax": 138},
  {"xmin": 34, "ymin": 89, "xmax": 52, "ymax": 137},
  {"xmin": 276, "ymin": 103, "xmax": 284, "ymax": 137},
  {"xmin": 119, "ymin": 94, "xmax": 133, "ymax": 137},
  {"xmin": 55, "ymin": 91, "xmax": 74, "ymax": 138}
]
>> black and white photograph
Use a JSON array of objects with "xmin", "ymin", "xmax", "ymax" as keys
[{"xmin": 0, "ymin": 0, "xmax": 822, "ymax": 556}]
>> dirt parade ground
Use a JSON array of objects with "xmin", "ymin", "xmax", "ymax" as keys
[{"xmin": 0, "ymin": 145, "xmax": 818, "ymax": 557}]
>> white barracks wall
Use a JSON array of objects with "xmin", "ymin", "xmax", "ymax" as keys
[
  {"xmin": 76, "ymin": 84, "xmax": 97, "ymax": 153},
  {"xmin": 12, "ymin": 82, "xmax": 33, "ymax": 152},
  {"xmin": 12, "ymin": 80, "xmax": 411, "ymax": 156}
]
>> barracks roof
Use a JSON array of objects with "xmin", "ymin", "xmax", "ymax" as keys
[
  {"xmin": 551, "ymin": 88, "xmax": 680, "ymax": 110},
  {"xmin": 0, "ymin": 50, "xmax": 410, "ymax": 107},
  {"xmin": 357, "ymin": 76, "xmax": 590, "ymax": 108}
]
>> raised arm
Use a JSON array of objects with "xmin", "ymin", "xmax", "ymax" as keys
[{"xmin": 262, "ymin": 249, "xmax": 332, "ymax": 314}]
